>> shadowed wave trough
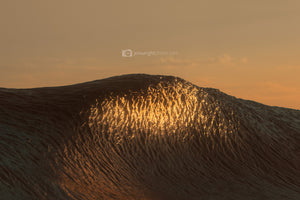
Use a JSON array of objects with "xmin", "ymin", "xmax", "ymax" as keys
[{"xmin": 0, "ymin": 74, "xmax": 300, "ymax": 200}]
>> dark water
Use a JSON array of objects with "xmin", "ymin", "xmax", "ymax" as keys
[{"xmin": 1, "ymin": 74, "xmax": 300, "ymax": 200}]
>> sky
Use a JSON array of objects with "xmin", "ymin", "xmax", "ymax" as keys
[{"xmin": 0, "ymin": 0, "xmax": 300, "ymax": 109}]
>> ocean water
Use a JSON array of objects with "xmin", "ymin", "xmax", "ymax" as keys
[{"xmin": 1, "ymin": 74, "xmax": 300, "ymax": 200}]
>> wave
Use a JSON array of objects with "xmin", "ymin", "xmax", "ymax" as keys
[{"xmin": 0, "ymin": 74, "xmax": 300, "ymax": 200}]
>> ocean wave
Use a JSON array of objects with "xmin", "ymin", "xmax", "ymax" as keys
[{"xmin": 1, "ymin": 74, "xmax": 300, "ymax": 200}]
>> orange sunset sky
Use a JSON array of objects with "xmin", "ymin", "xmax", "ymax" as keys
[{"xmin": 0, "ymin": 0, "xmax": 299, "ymax": 109}]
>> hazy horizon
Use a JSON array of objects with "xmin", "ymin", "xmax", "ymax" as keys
[{"xmin": 1, "ymin": 0, "xmax": 299, "ymax": 109}]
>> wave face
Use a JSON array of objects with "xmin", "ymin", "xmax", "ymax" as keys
[{"xmin": 0, "ymin": 74, "xmax": 300, "ymax": 200}]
